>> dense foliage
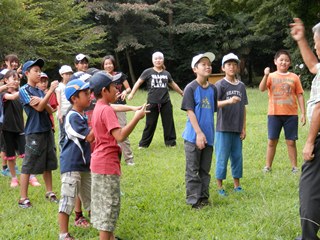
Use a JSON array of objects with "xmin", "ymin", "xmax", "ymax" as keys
[{"xmin": 0, "ymin": 0, "xmax": 319, "ymax": 87}]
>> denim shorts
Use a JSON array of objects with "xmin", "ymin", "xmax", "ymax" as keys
[{"xmin": 268, "ymin": 115, "xmax": 298, "ymax": 140}]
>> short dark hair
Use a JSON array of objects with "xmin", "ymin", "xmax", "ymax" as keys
[
  {"xmin": 274, "ymin": 49, "xmax": 291, "ymax": 61},
  {"xmin": 92, "ymin": 84, "xmax": 111, "ymax": 99},
  {"xmin": 101, "ymin": 55, "xmax": 116, "ymax": 70}
]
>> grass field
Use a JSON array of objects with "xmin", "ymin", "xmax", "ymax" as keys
[{"xmin": 0, "ymin": 88, "xmax": 310, "ymax": 240}]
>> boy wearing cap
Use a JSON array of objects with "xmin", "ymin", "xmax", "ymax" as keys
[
  {"xmin": 74, "ymin": 54, "xmax": 89, "ymax": 72},
  {"xmin": 18, "ymin": 59, "xmax": 59, "ymax": 208},
  {"xmin": 90, "ymin": 71, "xmax": 147, "ymax": 240},
  {"xmin": 56, "ymin": 65, "xmax": 73, "ymax": 150},
  {"xmin": 58, "ymin": 79, "xmax": 94, "ymax": 240},
  {"xmin": 215, "ymin": 53, "xmax": 248, "ymax": 196},
  {"xmin": 182, "ymin": 52, "xmax": 218, "ymax": 209}
]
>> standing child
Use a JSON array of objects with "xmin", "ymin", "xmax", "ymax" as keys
[
  {"xmin": 56, "ymin": 65, "xmax": 73, "ymax": 150},
  {"xmin": 90, "ymin": 71, "xmax": 147, "ymax": 240},
  {"xmin": 58, "ymin": 79, "xmax": 94, "ymax": 240},
  {"xmin": 259, "ymin": 49, "xmax": 306, "ymax": 173},
  {"xmin": 215, "ymin": 53, "xmax": 247, "ymax": 196},
  {"xmin": 102, "ymin": 55, "xmax": 135, "ymax": 165},
  {"xmin": 181, "ymin": 52, "xmax": 217, "ymax": 209},
  {"xmin": 18, "ymin": 59, "xmax": 59, "ymax": 208},
  {"xmin": 74, "ymin": 54, "xmax": 89, "ymax": 73},
  {"xmin": 1, "ymin": 70, "xmax": 24, "ymax": 187}
]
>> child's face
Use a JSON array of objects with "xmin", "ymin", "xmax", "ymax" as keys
[
  {"xmin": 26, "ymin": 66, "xmax": 41, "ymax": 84},
  {"xmin": 274, "ymin": 54, "xmax": 291, "ymax": 73},
  {"xmin": 5, "ymin": 60, "xmax": 19, "ymax": 70},
  {"xmin": 5, "ymin": 74, "xmax": 20, "ymax": 91},
  {"xmin": 103, "ymin": 59, "xmax": 115, "ymax": 74},
  {"xmin": 37, "ymin": 78, "xmax": 48, "ymax": 91},
  {"xmin": 75, "ymin": 60, "xmax": 89, "ymax": 72},
  {"xmin": 222, "ymin": 61, "xmax": 239, "ymax": 77},
  {"xmin": 193, "ymin": 58, "xmax": 212, "ymax": 77},
  {"xmin": 103, "ymin": 83, "xmax": 118, "ymax": 103},
  {"xmin": 61, "ymin": 72, "xmax": 72, "ymax": 83},
  {"xmin": 74, "ymin": 89, "xmax": 91, "ymax": 109}
]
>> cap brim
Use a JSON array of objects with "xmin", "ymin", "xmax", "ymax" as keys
[
  {"xmin": 33, "ymin": 59, "xmax": 45, "ymax": 68},
  {"xmin": 79, "ymin": 82, "xmax": 90, "ymax": 90},
  {"xmin": 203, "ymin": 52, "xmax": 215, "ymax": 62}
]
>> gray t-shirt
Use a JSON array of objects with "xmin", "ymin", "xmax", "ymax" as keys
[{"xmin": 215, "ymin": 78, "xmax": 248, "ymax": 133}]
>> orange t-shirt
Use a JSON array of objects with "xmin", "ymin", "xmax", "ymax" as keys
[{"xmin": 267, "ymin": 72, "xmax": 304, "ymax": 115}]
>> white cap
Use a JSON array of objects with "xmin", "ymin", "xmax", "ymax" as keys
[
  {"xmin": 40, "ymin": 72, "xmax": 48, "ymax": 79},
  {"xmin": 59, "ymin": 65, "xmax": 73, "ymax": 75},
  {"xmin": 0, "ymin": 69, "xmax": 9, "ymax": 75},
  {"xmin": 221, "ymin": 53, "xmax": 240, "ymax": 66},
  {"xmin": 191, "ymin": 52, "xmax": 215, "ymax": 68},
  {"xmin": 75, "ymin": 53, "xmax": 89, "ymax": 62}
]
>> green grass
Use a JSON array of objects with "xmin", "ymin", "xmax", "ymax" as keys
[{"xmin": 0, "ymin": 88, "xmax": 310, "ymax": 239}]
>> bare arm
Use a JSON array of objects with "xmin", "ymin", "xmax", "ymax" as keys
[
  {"xmin": 3, "ymin": 92, "xmax": 19, "ymax": 100},
  {"xmin": 111, "ymin": 103, "xmax": 147, "ymax": 142},
  {"xmin": 85, "ymin": 129, "xmax": 95, "ymax": 143},
  {"xmin": 217, "ymin": 96, "xmax": 241, "ymax": 108},
  {"xmin": 290, "ymin": 18, "xmax": 318, "ymax": 74},
  {"xmin": 168, "ymin": 81, "xmax": 184, "ymax": 96},
  {"xmin": 259, "ymin": 67, "xmax": 270, "ymax": 92},
  {"xmin": 240, "ymin": 107, "xmax": 246, "ymax": 140},
  {"xmin": 55, "ymin": 88, "xmax": 63, "ymax": 123},
  {"xmin": 110, "ymin": 104, "xmax": 142, "ymax": 112},
  {"xmin": 303, "ymin": 102, "xmax": 320, "ymax": 161},
  {"xmin": 297, "ymin": 93, "xmax": 306, "ymax": 126},
  {"xmin": 119, "ymin": 80, "xmax": 131, "ymax": 101},
  {"xmin": 127, "ymin": 78, "xmax": 144, "ymax": 100},
  {"xmin": 186, "ymin": 109, "xmax": 207, "ymax": 150}
]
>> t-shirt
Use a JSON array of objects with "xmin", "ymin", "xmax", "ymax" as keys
[
  {"xmin": 19, "ymin": 84, "xmax": 52, "ymax": 135},
  {"xmin": 215, "ymin": 78, "xmax": 248, "ymax": 133},
  {"xmin": 2, "ymin": 93, "xmax": 24, "ymax": 133},
  {"xmin": 90, "ymin": 100, "xmax": 121, "ymax": 175},
  {"xmin": 60, "ymin": 109, "xmax": 91, "ymax": 174},
  {"xmin": 307, "ymin": 63, "xmax": 320, "ymax": 123},
  {"xmin": 181, "ymin": 80, "xmax": 217, "ymax": 146},
  {"xmin": 266, "ymin": 72, "xmax": 304, "ymax": 115},
  {"xmin": 114, "ymin": 72, "xmax": 128, "ymax": 105},
  {"xmin": 139, "ymin": 68, "xmax": 173, "ymax": 104},
  {"xmin": 55, "ymin": 82, "xmax": 71, "ymax": 116}
]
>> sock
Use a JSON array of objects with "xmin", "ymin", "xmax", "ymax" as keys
[
  {"xmin": 75, "ymin": 211, "xmax": 83, "ymax": 221},
  {"xmin": 3, "ymin": 165, "xmax": 8, "ymax": 170},
  {"xmin": 59, "ymin": 233, "xmax": 68, "ymax": 239}
]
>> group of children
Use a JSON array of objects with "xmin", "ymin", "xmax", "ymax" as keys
[{"xmin": 0, "ymin": 47, "xmax": 306, "ymax": 239}]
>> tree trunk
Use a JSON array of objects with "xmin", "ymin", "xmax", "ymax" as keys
[{"xmin": 126, "ymin": 49, "xmax": 136, "ymax": 84}]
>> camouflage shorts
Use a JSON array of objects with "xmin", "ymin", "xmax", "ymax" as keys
[{"xmin": 91, "ymin": 173, "xmax": 121, "ymax": 232}]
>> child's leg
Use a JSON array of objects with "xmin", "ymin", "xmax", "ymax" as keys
[
  {"xmin": 215, "ymin": 132, "xmax": 231, "ymax": 189},
  {"xmin": 286, "ymin": 140, "xmax": 297, "ymax": 168},
  {"xmin": 7, "ymin": 158, "xmax": 17, "ymax": 178},
  {"xmin": 20, "ymin": 173, "xmax": 31, "ymax": 198},
  {"xmin": 43, "ymin": 170, "xmax": 53, "ymax": 192},
  {"xmin": 99, "ymin": 231, "xmax": 114, "ymax": 240},
  {"xmin": 266, "ymin": 139, "xmax": 278, "ymax": 168},
  {"xmin": 59, "ymin": 212, "xmax": 70, "ymax": 234},
  {"xmin": 230, "ymin": 133, "xmax": 243, "ymax": 188}
]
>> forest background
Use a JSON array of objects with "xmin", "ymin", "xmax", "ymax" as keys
[{"xmin": 1, "ymin": 0, "xmax": 319, "ymax": 88}]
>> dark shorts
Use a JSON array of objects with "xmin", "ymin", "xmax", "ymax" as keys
[
  {"xmin": 0, "ymin": 124, "xmax": 6, "ymax": 152},
  {"xmin": 268, "ymin": 115, "xmax": 298, "ymax": 140},
  {"xmin": 2, "ymin": 131, "xmax": 25, "ymax": 159},
  {"xmin": 21, "ymin": 131, "xmax": 57, "ymax": 174}
]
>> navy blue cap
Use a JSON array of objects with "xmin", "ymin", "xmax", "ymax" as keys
[
  {"xmin": 65, "ymin": 79, "xmax": 90, "ymax": 101},
  {"xmin": 22, "ymin": 59, "xmax": 44, "ymax": 74},
  {"xmin": 89, "ymin": 71, "xmax": 121, "ymax": 95},
  {"xmin": 70, "ymin": 71, "xmax": 92, "ymax": 82}
]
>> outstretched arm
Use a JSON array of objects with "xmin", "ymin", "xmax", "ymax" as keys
[
  {"xmin": 290, "ymin": 18, "xmax": 319, "ymax": 74},
  {"xmin": 168, "ymin": 81, "xmax": 183, "ymax": 96},
  {"xmin": 127, "ymin": 78, "xmax": 144, "ymax": 100}
]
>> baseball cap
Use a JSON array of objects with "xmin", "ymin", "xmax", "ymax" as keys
[
  {"xmin": 59, "ymin": 65, "xmax": 73, "ymax": 75},
  {"xmin": 40, "ymin": 72, "xmax": 48, "ymax": 79},
  {"xmin": 191, "ymin": 52, "xmax": 215, "ymax": 68},
  {"xmin": 75, "ymin": 53, "xmax": 89, "ymax": 63},
  {"xmin": 221, "ymin": 53, "xmax": 240, "ymax": 66},
  {"xmin": 70, "ymin": 71, "xmax": 92, "ymax": 82},
  {"xmin": 22, "ymin": 59, "xmax": 44, "ymax": 74},
  {"xmin": 89, "ymin": 71, "xmax": 121, "ymax": 95},
  {"xmin": 65, "ymin": 79, "xmax": 90, "ymax": 101}
]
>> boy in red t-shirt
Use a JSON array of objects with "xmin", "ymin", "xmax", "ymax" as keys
[{"xmin": 90, "ymin": 71, "xmax": 147, "ymax": 240}]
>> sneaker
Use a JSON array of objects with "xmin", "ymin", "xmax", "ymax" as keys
[
  {"xmin": 200, "ymin": 198, "xmax": 210, "ymax": 206},
  {"xmin": 125, "ymin": 160, "xmax": 135, "ymax": 166},
  {"xmin": 10, "ymin": 178, "xmax": 19, "ymax": 188},
  {"xmin": 74, "ymin": 216, "xmax": 90, "ymax": 228},
  {"xmin": 45, "ymin": 192, "xmax": 59, "ymax": 203},
  {"xmin": 263, "ymin": 166, "xmax": 271, "ymax": 173},
  {"xmin": 138, "ymin": 146, "xmax": 147, "ymax": 150},
  {"xmin": 234, "ymin": 186, "xmax": 244, "ymax": 193},
  {"xmin": 59, "ymin": 233, "xmax": 75, "ymax": 240},
  {"xmin": 218, "ymin": 189, "xmax": 227, "ymax": 197},
  {"xmin": 15, "ymin": 166, "xmax": 21, "ymax": 175},
  {"xmin": 18, "ymin": 198, "xmax": 32, "ymax": 209},
  {"xmin": 292, "ymin": 167, "xmax": 299, "ymax": 174},
  {"xmin": 1, "ymin": 168, "xmax": 11, "ymax": 177},
  {"xmin": 29, "ymin": 176, "xmax": 41, "ymax": 186},
  {"xmin": 192, "ymin": 200, "xmax": 204, "ymax": 210}
]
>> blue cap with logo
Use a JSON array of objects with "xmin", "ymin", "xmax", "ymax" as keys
[
  {"xmin": 22, "ymin": 59, "xmax": 44, "ymax": 74},
  {"xmin": 89, "ymin": 71, "xmax": 121, "ymax": 95},
  {"xmin": 65, "ymin": 79, "xmax": 90, "ymax": 101}
]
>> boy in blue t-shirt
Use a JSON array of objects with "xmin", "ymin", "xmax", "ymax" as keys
[
  {"xmin": 18, "ymin": 59, "xmax": 59, "ymax": 208},
  {"xmin": 58, "ymin": 79, "xmax": 94, "ymax": 240},
  {"xmin": 181, "ymin": 52, "xmax": 217, "ymax": 209}
]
